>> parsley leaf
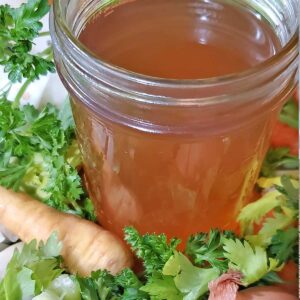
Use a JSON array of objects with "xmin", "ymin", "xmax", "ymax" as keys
[
  {"xmin": 163, "ymin": 251, "xmax": 219, "ymax": 300},
  {"xmin": 279, "ymin": 98, "xmax": 299, "ymax": 129},
  {"xmin": 140, "ymin": 275, "xmax": 182, "ymax": 300},
  {"xmin": 239, "ymin": 176, "xmax": 298, "ymax": 247},
  {"xmin": 0, "ymin": 0, "xmax": 55, "ymax": 82},
  {"xmin": 0, "ymin": 98, "xmax": 95, "ymax": 220},
  {"xmin": 275, "ymin": 175, "xmax": 299, "ymax": 210},
  {"xmin": 246, "ymin": 207, "xmax": 296, "ymax": 248},
  {"xmin": 223, "ymin": 239, "xmax": 280, "ymax": 286},
  {"xmin": 269, "ymin": 228, "xmax": 298, "ymax": 263},
  {"xmin": 261, "ymin": 148, "xmax": 299, "ymax": 177},
  {"xmin": 237, "ymin": 190, "xmax": 283, "ymax": 236},
  {"xmin": 186, "ymin": 229, "xmax": 236, "ymax": 272},
  {"xmin": 124, "ymin": 226, "xmax": 181, "ymax": 276}
]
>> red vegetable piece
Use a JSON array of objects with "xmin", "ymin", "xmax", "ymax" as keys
[{"xmin": 271, "ymin": 121, "xmax": 299, "ymax": 156}]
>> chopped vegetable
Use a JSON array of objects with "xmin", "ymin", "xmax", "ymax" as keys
[
  {"xmin": 208, "ymin": 270, "xmax": 242, "ymax": 300},
  {"xmin": 0, "ymin": 186, "xmax": 133, "ymax": 276}
]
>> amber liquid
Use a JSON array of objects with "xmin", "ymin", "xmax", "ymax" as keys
[{"xmin": 76, "ymin": 0, "xmax": 281, "ymax": 242}]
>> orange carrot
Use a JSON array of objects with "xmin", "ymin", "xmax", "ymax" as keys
[{"xmin": 0, "ymin": 186, "xmax": 133, "ymax": 276}]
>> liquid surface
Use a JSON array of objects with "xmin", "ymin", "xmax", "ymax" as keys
[
  {"xmin": 79, "ymin": 0, "xmax": 280, "ymax": 79},
  {"xmin": 75, "ymin": 0, "xmax": 282, "ymax": 242}
]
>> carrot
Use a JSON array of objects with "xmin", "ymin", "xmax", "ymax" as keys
[
  {"xmin": 271, "ymin": 121, "xmax": 299, "ymax": 156},
  {"xmin": 0, "ymin": 186, "xmax": 133, "ymax": 276}
]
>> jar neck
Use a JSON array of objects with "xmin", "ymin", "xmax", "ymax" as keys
[{"xmin": 50, "ymin": 0, "xmax": 299, "ymax": 132}]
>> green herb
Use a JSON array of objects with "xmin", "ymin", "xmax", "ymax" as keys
[
  {"xmin": 0, "ymin": 97, "xmax": 95, "ymax": 220},
  {"xmin": 261, "ymin": 147, "xmax": 299, "ymax": 177},
  {"xmin": 279, "ymin": 97, "xmax": 299, "ymax": 129},
  {"xmin": 0, "ymin": 233, "xmax": 63, "ymax": 300},
  {"xmin": 186, "ymin": 229, "xmax": 236, "ymax": 271},
  {"xmin": 269, "ymin": 228, "xmax": 298, "ymax": 264},
  {"xmin": 140, "ymin": 275, "xmax": 182, "ymax": 300},
  {"xmin": 124, "ymin": 226, "xmax": 181, "ymax": 276},
  {"xmin": 238, "ymin": 176, "xmax": 298, "ymax": 239},
  {"xmin": 1, "ymin": 219, "xmax": 297, "ymax": 300},
  {"xmin": 0, "ymin": 0, "xmax": 55, "ymax": 83},
  {"xmin": 275, "ymin": 175, "xmax": 299, "ymax": 210},
  {"xmin": 237, "ymin": 190, "xmax": 283, "ymax": 236},
  {"xmin": 223, "ymin": 239, "xmax": 279, "ymax": 286},
  {"xmin": 162, "ymin": 251, "xmax": 219, "ymax": 300}
]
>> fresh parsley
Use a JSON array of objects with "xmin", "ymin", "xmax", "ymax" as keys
[
  {"xmin": 0, "ymin": 98, "xmax": 95, "ymax": 220},
  {"xmin": 186, "ymin": 229, "xmax": 236, "ymax": 272},
  {"xmin": 269, "ymin": 228, "xmax": 298, "ymax": 264},
  {"xmin": 124, "ymin": 226, "xmax": 181, "ymax": 276},
  {"xmin": 261, "ymin": 147, "xmax": 299, "ymax": 177},
  {"xmin": 279, "ymin": 97, "xmax": 299, "ymax": 129},
  {"xmin": 0, "ymin": 219, "xmax": 297, "ymax": 300},
  {"xmin": 223, "ymin": 239, "xmax": 279, "ymax": 286},
  {"xmin": 0, "ymin": 0, "xmax": 55, "ymax": 83}
]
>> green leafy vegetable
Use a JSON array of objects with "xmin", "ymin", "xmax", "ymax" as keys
[
  {"xmin": 140, "ymin": 275, "xmax": 182, "ymax": 300},
  {"xmin": 261, "ymin": 147, "xmax": 299, "ymax": 177},
  {"xmin": 1, "ymin": 222, "xmax": 298, "ymax": 300},
  {"xmin": 0, "ymin": 233, "xmax": 63, "ymax": 300},
  {"xmin": 0, "ymin": 0, "xmax": 55, "ymax": 83},
  {"xmin": 0, "ymin": 97, "xmax": 95, "ymax": 220},
  {"xmin": 269, "ymin": 228, "xmax": 298, "ymax": 264},
  {"xmin": 223, "ymin": 239, "xmax": 279, "ymax": 286},
  {"xmin": 163, "ymin": 251, "xmax": 219, "ymax": 300},
  {"xmin": 279, "ymin": 98, "xmax": 299, "ymax": 129},
  {"xmin": 33, "ymin": 275, "xmax": 81, "ymax": 300},
  {"xmin": 124, "ymin": 226, "xmax": 180, "ymax": 276},
  {"xmin": 237, "ymin": 190, "xmax": 282, "ymax": 236},
  {"xmin": 238, "ymin": 175, "xmax": 298, "ymax": 238},
  {"xmin": 186, "ymin": 229, "xmax": 236, "ymax": 271},
  {"xmin": 275, "ymin": 175, "xmax": 299, "ymax": 210}
]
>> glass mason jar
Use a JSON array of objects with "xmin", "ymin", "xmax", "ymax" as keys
[{"xmin": 50, "ymin": 0, "xmax": 299, "ymax": 242}]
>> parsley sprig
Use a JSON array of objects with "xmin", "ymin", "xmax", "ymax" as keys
[
  {"xmin": 0, "ymin": 0, "xmax": 55, "ymax": 83},
  {"xmin": 186, "ymin": 229, "xmax": 236, "ymax": 272},
  {"xmin": 0, "ymin": 98, "xmax": 95, "ymax": 220}
]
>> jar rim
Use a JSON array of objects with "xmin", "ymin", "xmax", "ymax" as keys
[{"xmin": 53, "ymin": 0, "xmax": 298, "ymax": 88}]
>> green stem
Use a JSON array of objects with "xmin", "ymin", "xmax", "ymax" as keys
[
  {"xmin": 38, "ymin": 31, "xmax": 50, "ymax": 37},
  {"xmin": 13, "ymin": 79, "xmax": 32, "ymax": 108}
]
